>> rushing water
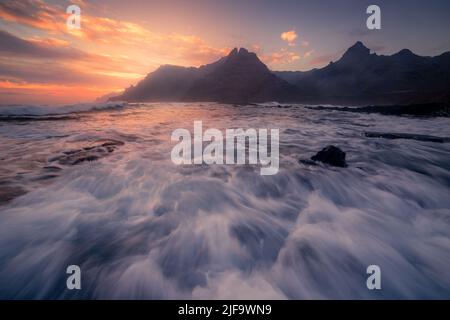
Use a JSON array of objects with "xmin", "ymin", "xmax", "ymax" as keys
[{"xmin": 0, "ymin": 102, "xmax": 449, "ymax": 299}]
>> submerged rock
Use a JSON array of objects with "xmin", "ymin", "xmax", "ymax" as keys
[
  {"xmin": 0, "ymin": 186, "xmax": 27, "ymax": 205},
  {"xmin": 310, "ymin": 145, "xmax": 347, "ymax": 167},
  {"xmin": 365, "ymin": 132, "xmax": 450, "ymax": 143},
  {"xmin": 305, "ymin": 103, "xmax": 450, "ymax": 117},
  {"xmin": 49, "ymin": 139, "xmax": 124, "ymax": 166}
]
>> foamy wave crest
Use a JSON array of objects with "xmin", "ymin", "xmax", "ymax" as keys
[{"xmin": 0, "ymin": 102, "xmax": 127, "ymax": 117}]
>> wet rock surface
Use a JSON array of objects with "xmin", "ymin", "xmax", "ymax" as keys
[
  {"xmin": 365, "ymin": 132, "xmax": 450, "ymax": 143},
  {"xmin": 0, "ymin": 186, "xmax": 27, "ymax": 205},
  {"xmin": 0, "ymin": 115, "xmax": 79, "ymax": 122},
  {"xmin": 49, "ymin": 139, "xmax": 124, "ymax": 166},
  {"xmin": 301, "ymin": 145, "xmax": 347, "ymax": 167},
  {"xmin": 0, "ymin": 140, "xmax": 125, "ymax": 206},
  {"xmin": 306, "ymin": 103, "xmax": 450, "ymax": 117}
]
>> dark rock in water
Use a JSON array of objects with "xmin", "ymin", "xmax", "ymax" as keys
[
  {"xmin": 49, "ymin": 139, "xmax": 124, "ymax": 166},
  {"xmin": 43, "ymin": 166, "xmax": 63, "ymax": 172},
  {"xmin": 0, "ymin": 115, "xmax": 80, "ymax": 122},
  {"xmin": 33, "ymin": 174, "xmax": 59, "ymax": 181},
  {"xmin": 310, "ymin": 145, "xmax": 347, "ymax": 167},
  {"xmin": 101, "ymin": 140, "xmax": 125, "ymax": 147},
  {"xmin": 305, "ymin": 103, "xmax": 450, "ymax": 117},
  {"xmin": 365, "ymin": 132, "xmax": 450, "ymax": 143},
  {"xmin": 0, "ymin": 186, "xmax": 27, "ymax": 205},
  {"xmin": 71, "ymin": 155, "xmax": 100, "ymax": 165}
]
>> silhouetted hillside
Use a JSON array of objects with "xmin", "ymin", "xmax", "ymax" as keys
[
  {"xmin": 275, "ymin": 41, "xmax": 450, "ymax": 105},
  {"xmin": 111, "ymin": 42, "xmax": 450, "ymax": 105}
]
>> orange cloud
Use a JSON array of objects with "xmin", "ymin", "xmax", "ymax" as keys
[
  {"xmin": 0, "ymin": 0, "xmax": 230, "ymax": 68},
  {"xmin": 0, "ymin": 0, "xmax": 63, "ymax": 31},
  {"xmin": 0, "ymin": 80, "xmax": 116, "ymax": 104},
  {"xmin": 26, "ymin": 37, "xmax": 71, "ymax": 47},
  {"xmin": 261, "ymin": 48, "xmax": 300, "ymax": 66},
  {"xmin": 310, "ymin": 54, "xmax": 335, "ymax": 66},
  {"xmin": 0, "ymin": 0, "xmax": 235, "ymax": 104},
  {"xmin": 0, "ymin": 80, "xmax": 104, "ymax": 91},
  {"xmin": 281, "ymin": 30, "xmax": 298, "ymax": 46},
  {"xmin": 0, "ymin": 30, "xmax": 147, "ymax": 80},
  {"xmin": 303, "ymin": 49, "xmax": 315, "ymax": 58}
]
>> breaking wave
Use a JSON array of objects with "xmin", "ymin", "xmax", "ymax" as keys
[{"xmin": 0, "ymin": 102, "xmax": 127, "ymax": 118}]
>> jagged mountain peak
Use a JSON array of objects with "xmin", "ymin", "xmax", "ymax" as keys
[
  {"xmin": 342, "ymin": 41, "xmax": 371, "ymax": 59},
  {"xmin": 227, "ymin": 47, "xmax": 255, "ymax": 58},
  {"xmin": 229, "ymin": 47, "xmax": 238, "ymax": 55},
  {"xmin": 394, "ymin": 48, "xmax": 417, "ymax": 57},
  {"xmin": 225, "ymin": 47, "xmax": 262, "ymax": 64},
  {"xmin": 238, "ymin": 47, "xmax": 249, "ymax": 54},
  {"xmin": 350, "ymin": 41, "xmax": 370, "ymax": 50}
]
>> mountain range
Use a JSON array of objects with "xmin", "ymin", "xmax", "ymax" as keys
[{"xmin": 110, "ymin": 42, "xmax": 450, "ymax": 105}]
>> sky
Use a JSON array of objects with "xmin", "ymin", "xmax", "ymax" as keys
[{"xmin": 0, "ymin": 0, "xmax": 450, "ymax": 105}]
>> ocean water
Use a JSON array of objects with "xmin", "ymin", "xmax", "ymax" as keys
[{"xmin": 0, "ymin": 102, "xmax": 449, "ymax": 299}]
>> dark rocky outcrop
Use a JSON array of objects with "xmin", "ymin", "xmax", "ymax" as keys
[
  {"xmin": 310, "ymin": 145, "xmax": 347, "ymax": 167},
  {"xmin": 0, "ymin": 186, "xmax": 27, "ymax": 205},
  {"xmin": 49, "ymin": 139, "xmax": 124, "ymax": 166},
  {"xmin": 305, "ymin": 103, "xmax": 450, "ymax": 117},
  {"xmin": 365, "ymin": 132, "xmax": 450, "ymax": 143}
]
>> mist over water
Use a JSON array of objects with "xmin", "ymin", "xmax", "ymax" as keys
[{"xmin": 0, "ymin": 102, "xmax": 449, "ymax": 299}]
